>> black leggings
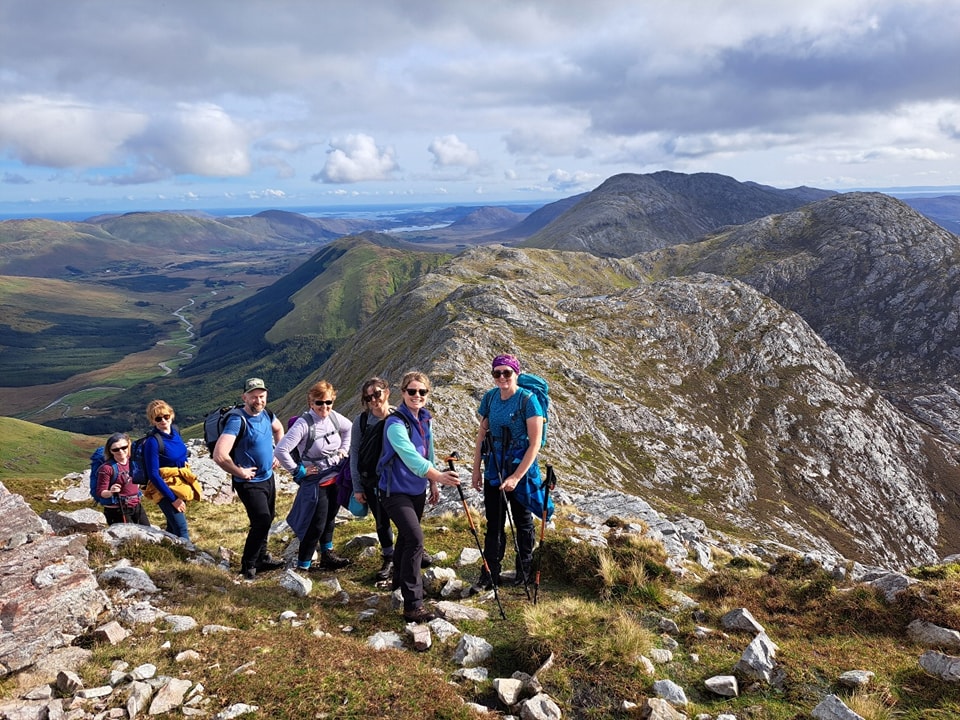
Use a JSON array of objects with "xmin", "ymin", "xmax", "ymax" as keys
[
  {"xmin": 483, "ymin": 481, "xmax": 535, "ymax": 582},
  {"xmin": 104, "ymin": 503, "xmax": 151, "ymax": 526},
  {"xmin": 299, "ymin": 482, "xmax": 339, "ymax": 564},
  {"xmin": 363, "ymin": 480, "xmax": 395, "ymax": 555},
  {"xmin": 380, "ymin": 491, "xmax": 426, "ymax": 612},
  {"xmin": 233, "ymin": 475, "xmax": 276, "ymax": 572}
]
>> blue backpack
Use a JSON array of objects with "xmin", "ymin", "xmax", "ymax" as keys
[
  {"xmin": 482, "ymin": 372, "xmax": 550, "ymax": 447},
  {"xmin": 89, "ymin": 441, "xmax": 148, "ymax": 506}
]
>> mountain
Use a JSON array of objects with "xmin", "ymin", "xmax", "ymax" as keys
[
  {"xmin": 520, "ymin": 171, "xmax": 836, "ymax": 257},
  {"xmin": 274, "ymin": 244, "xmax": 960, "ymax": 570},
  {"xmin": 903, "ymin": 195, "xmax": 960, "ymax": 235},
  {"xmin": 637, "ymin": 192, "xmax": 960, "ymax": 441}
]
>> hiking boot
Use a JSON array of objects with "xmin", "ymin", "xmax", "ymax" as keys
[
  {"xmin": 256, "ymin": 555, "xmax": 284, "ymax": 572},
  {"xmin": 471, "ymin": 570, "xmax": 498, "ymax": 593},
  {"xmin": 375, "ymin": 557, "xmax": 394, "ymax": 581},
  {"xmin": 420, "ymin": 552, "xmax": 434, "ymax": 568},
  {"xmin": 239, "ymin": 567, "xmax": 256, "ymax": 581},
  {"xmin": 403, "ymin": 606, "xmax": 437, "ymax": 623},
  {"xmin": 319, "ymin": 551, "xmax": 351, "ymax": 570}
]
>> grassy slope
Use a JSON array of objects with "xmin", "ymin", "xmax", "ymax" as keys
[{"xmin": 3, "ymin": 417, "xmax": 960, "ymax": 718}]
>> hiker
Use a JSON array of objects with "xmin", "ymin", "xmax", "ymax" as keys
[
  {"xmin": 348, "ymin": 377, "xmax": 398, "ymax": 581},
  {"xmin": 470, "ymin": 353, "xmax": 543, "ymax": 589},
  {"xmin": 276, "ymin": 380, "xmax": 353, "ymax": 571},
  {"xmin": 213, "ymin": 377, "xmax": 286, "ymax": 580},
  {"xmin": 142, "ymin": 400, "xmax": 198, "ymax": 545},
  {"xmin": 96, "ymin": 432, "xmax": 150, "ymax": 526},
  {"xmin": 378, "ymin": 370, "xmax": 460, "ymax": 623}
]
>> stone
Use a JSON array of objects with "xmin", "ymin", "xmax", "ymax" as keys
[
  {"xmin": 406, "ymin": 623, "xmax": 432, "ymax": 652},
  {"xmin": 919, "ymin": 650, "xmax": 960, "ymax": 682},
  {"xmin": 452, "ymin": 634, "xmax": 494, "ymax": 668},
  {"xmin": 0, "ymin": 531, "xmax": 109, "ymax": 677},
  {"xmin": 837, "ymin": 670, "xmax": 874, "ymax": 689},
  {"xmin": 652, "ymin": 678, "xmax": 687, "ymax": 707},
  {"xmin": 812, "ymin": 693, "xmax": 865, "ymax": 719},
  {"xmin": 163, "ymin": 615, "xmax": 199, "ymax": 633},
  {"xmin": 148, "ymin": 677, "xmax": 193, "ymax": 715},
  {"xmin": 734, "ymin": 632, "xmax": 778, "ymax": 683},
  {"xmin": 721, "ymin": 607, "xmax": 765, "ymax": 634},
  {"xmin": 704, "ymin": 674, "xmax": 738, "ymax": 697},
  {"xmin": 907, "ymin": 619, "xmax": 960, "ymax": 652},
  {"xmin": 518, "ymin": 692, "xmax": 562, "ymax": 720},
  {"xmin": 494, "ymin": 677, "xmax": 523, "ymax": 706},
  {"xmin": 92, "ymin": 621, "xmax": 130, "ymax": 645}
]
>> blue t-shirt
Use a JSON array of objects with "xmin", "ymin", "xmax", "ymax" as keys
[
  {"xmin": 223, "ymin": 409, "xmax": 275, "ymax": 482},
  {"xmin": 479, "ymin": 389, "xmax": 543, "ymax": 450}
]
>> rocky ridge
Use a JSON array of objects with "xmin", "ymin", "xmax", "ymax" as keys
[{"xmin": 277, "ymin": 244, "xmax": 960, "ymax": 570}]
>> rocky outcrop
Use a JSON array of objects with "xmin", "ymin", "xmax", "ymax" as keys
[{"xmin": 0, "ymin": 482, "xmax": 110, "ymax": 678}]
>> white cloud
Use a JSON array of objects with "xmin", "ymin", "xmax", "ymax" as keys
[
  {"xmin": 314, "ymin": 134, "xmax": 398, "ymax": 184},
  {"xmin": 547, "ymin": 169, "xmax": 602, "ymax": 192},
  {"xmin": 0, "ymin": 95, "xmax": 146, "ymax": 167},
  {"xmin": 428, "ymin": 135, "xmax": 480, "ymax": 168}
]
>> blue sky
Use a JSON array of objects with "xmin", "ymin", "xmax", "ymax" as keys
[{"xmin": 1, "ymin": 0, "xmax": 959, "ymax": 216}]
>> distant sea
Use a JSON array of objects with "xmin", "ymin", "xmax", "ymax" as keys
[{"xmin": 0, "ymin": 200, "xmax": 549, "ymax": 223}]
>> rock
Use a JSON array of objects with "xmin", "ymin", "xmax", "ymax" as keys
[
  {"xmin": 435, "ymin": 601, "xmax": 488, "ymax": 622},
  {"xmin": 458, "ymin": 548, "xmax": 482, "ymax": 566},
  {"xmin": 907, "ymin": 619, "xmax": 960, "ymax": 651},
  {"xmin": 494, "ymin": 677, "xmax": 523, "ymax": 706},
  {"xmin": 652, "ymin": 678, "xmax": 687, "ymax": 707},
  {"xmin": 639, "ymin": 697, "xmax": 687, "ymax": 719},
  {"xmin": 812, "ymin": 693, "xmax": 865, "ymax": 719},
  {"xmin": 368, "ymin": 631, "xmax": 404, "ymax": 651},
  {"xmin": 127, "ymin": 680, "xmax": 154, "ymax": 719},
  {"xmin": 40, "ymin": 508, "xmax": 106, "ymax": 534},
  {"xmin": 55, "ymin": 670, "xmax": 83, "ymax": 695},
  {"xmin": 837, "ymin": 670, "xmax": 874, "ymax": 689},
  {"xmin": 0, "ymin": 531, "xmax": 109, "ymax": 677},
  {"xmin": 148, "ymin": 677, "xmax": 193, "ymax": 715},
  {"xmin": 704, "ymin": 674, "xmax": 738, "ymax": 697},
  {"xmin": 648, "ymin": 648, "xmax": 673, "ymax": 664},
  {"xmin": 868, "ymin": 572, "xmax": 917, "ymax": 602},
  {"xmin": 721, "ymin": 607, "xmax": 765, "ymax": 633},
  {"xmin": 211, "ymin": 703, "xmax": 259, "ymax": 719},
  {"xmin": 99, "ymin": 563, "xmax": 159, "ymax": 593},
  {"xmin": 406, "ymin": 623, "xmax": 432, "ymax": 652},
  {"xmin": 92, "ymin": 621, "xmax": 130, "ymax": 645},
  {"xmin": 918, "ymin": 650, "xmax": 960, "ymax": 682},
  {"xmin": 519, "ymin": 692, "xmax": 562, "ymax": 720},
  {"xmin": 279, "ymin": 569, "xmax": 312, "ymax": 597},
  {"xmin": 452, "ymin": 634, "xmax": 494, "ymax": 668},
  {"xmin": 734, "ymin": 632, "xmax": 778, "ymax": 683}
]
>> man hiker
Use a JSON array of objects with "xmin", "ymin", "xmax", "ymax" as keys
[{"xmin": 213, "ymin": 377, "xmax": 286, "ymax": 580}]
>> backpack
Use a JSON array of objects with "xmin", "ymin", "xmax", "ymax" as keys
[
  {"xmin": 89, "ymin": 447, "xmax": 119, "ymax": 506},
  {"xmin": 204, "ymin": 404, "xmax": 275, "ymax": 457},
  {"xmin": 356, "ymin": 411, "xmax": 409, "ymax": 481},
  {"xmin": 129, "ymin": 430, "xmax": 162, "ymax": 486},
  {"xmin": 286, "ymin": 412, "xmax": 339, "ymax": 466},
  {"xmin": 482, "ymin": 372, "xmax": 550, "ymax": 447},
  {"xmin": 517, "ymin": 373, "xmax": 549, "ymax": 446}
]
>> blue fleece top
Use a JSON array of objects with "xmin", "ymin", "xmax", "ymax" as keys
[{"xmin": 143, "ymin": 428, "xmax": 188, "ymax": 502}]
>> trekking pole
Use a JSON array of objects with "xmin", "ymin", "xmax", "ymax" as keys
[
  {"xmin": 533, "ymin": 465, "xmax": 557, "ymax": 605},
  {"xmin": 496, "ymin": 428, "xmax": 531, "ymax": 600},
  {"xmin": 113, "ymin": 491, "xmax": 128, "ymax": 523},
  {"xmin": 446, "ymin": 452, "xmax": 506, "ymax": 620}
]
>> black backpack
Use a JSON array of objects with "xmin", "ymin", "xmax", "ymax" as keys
[
  {"xmin": 204, "ymin": 404, "xmax": 275, "ymax": 457},
  {"xmin": 356, "ymin": 410, "xmax": 409, "ymax": 481}
]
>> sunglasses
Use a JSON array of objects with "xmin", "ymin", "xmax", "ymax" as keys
[
  {"xmin": 154, "ymin": 414, "xmax": 171, "ymax": 422},
  {"xmin": 405, "ymin": 388, "xmax": 429, "ymax": 397},
  {"xmin": 362, "ymin": 389, "xmax": 383, "ymax": 403},
  {"xmin": 110, "ymin": 445, "xmax": 129, "ymax": 453},
  {"xmin": 492, "ymin": 369, "xmax": 515, "ymax": 379},
  {"xmin": 314, "ymin": 399, "xmax": 334, "ymax": 406}
]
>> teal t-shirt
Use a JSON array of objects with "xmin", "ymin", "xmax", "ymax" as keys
[{"xmin": 223, "ymin": 409, "xmax": 275, "ymax": 482}]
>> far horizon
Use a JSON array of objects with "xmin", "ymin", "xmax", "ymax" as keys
[{"xmin": 3, "ymin": 182, "xmax": 960, "ymax": 223}]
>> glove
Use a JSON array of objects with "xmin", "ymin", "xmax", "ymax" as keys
[{"xmin": 293, "ymin": 464, "xmax": 307, "ymax": 484}]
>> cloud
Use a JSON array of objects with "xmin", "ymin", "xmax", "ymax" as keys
[
  {"xmin": 313, "ymin": 134, "xmax": 398, "ymax": 183},
  {"xmin": 428, "ymin": 135, "xmax": 480, "ymax": 168},
  {"xmin": 0, "ymin": 95, "xmax": 146, "ymax": 167},
  {"xmin": 2, "ymin": 172, "xmax": 30, "ymax": 184},
  {"xmin": 547, "ymin": 168, "xmax": 601, "ymax": 192},
  {"xmin": 130, "ymin": 103, "xmax": 251, "ymax": 177}
]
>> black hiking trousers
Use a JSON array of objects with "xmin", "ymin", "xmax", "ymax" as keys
[{"xmin": 482, "ymin": 480, "xmax": 535, "ymax": 583}]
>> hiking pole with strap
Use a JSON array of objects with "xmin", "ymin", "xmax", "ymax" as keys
[
  {"xmin": 113, "ymin": 491, "xmax": 128, "ymax": 523},
  {"xmin": 496, "ymin": 427, "xmax": 531, "ymax": 600},
  {"xmin": 446, "ymin": 452, "xmax": 506, "ymax": 620},
  {"xmin": 533, "ymin": 464, "xmax": 557, "ymax": 605}
]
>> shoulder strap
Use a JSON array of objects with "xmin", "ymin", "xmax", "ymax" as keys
[
  {"xmin": 481, "ymin": 388, "xmax": 498, "ymax": 419},
  {"xmin": 360, "ymin": 411, "xmax": 369, "ymax": 435}
]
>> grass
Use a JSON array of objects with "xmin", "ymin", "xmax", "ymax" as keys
[{"xmin": 6, "ymin": 429, "xmax": 960, "ymax": 718}]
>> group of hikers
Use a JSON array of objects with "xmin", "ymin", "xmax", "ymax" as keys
[{"xmin": 94, "ymin": 353, "xmax": 550, "ymax": 624}]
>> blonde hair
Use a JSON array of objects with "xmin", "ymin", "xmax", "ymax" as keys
[
  {"xmin": 308, "ymin": 380, "xmax": 336, "ymax": 402},
  {"xmin": 400, "ymin": 371, "xmax": 431, "ymax": 392},
  {"xmin": 146, "ymin": 399, "xmax": 175, "ymax": 424}
]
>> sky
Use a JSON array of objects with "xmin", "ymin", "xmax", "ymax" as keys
[{"xmin": 2, "ymin": 0, "xmax": 960, "ymax": 217}]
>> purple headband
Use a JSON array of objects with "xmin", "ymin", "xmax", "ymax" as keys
[{"xmin": 492, "ymin": 354, "xmax": 521, "ymax": 375}]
